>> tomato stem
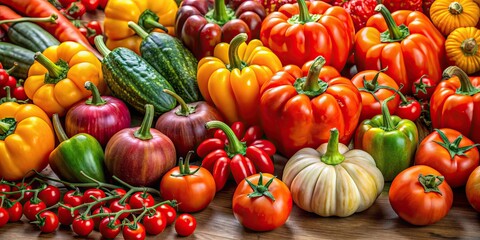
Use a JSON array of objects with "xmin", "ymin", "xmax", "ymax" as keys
[
  {"xmin": 163, "ymin": 89, "xmax": 196, "ymax": 116},
  {"xmin": 245, "ymin": 173, "xmax": 276, "ymax": 201},
  {"xmin": 362, "ymin": 67, "xmax": 388, "ymax": 91},
  {"xmin": 433, "ymin": 129, "xmax": 480, "ymax": 159},
  {"xmin": 84, "ymin": 81, "xmax": 106, "ymax": 106},
  {"xmin": 320, "ymin": 128, "xmax": 345, "ymax": 165},
  {"xmin": 172, "ymin": 151, "xmax": 202, "ymax": 176},
  {"xmin": 5, "ymin": 62, "xmax": 17, "ymax": 75},
  {"xmin": 228, "ymin": 33, "xmax": 248, "ymax": 70},
  {"xmin": 418, "ymin": 174, "xmax": 444, "ymax": 195}
]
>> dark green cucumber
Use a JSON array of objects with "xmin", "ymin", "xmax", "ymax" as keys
[
  {"xmin": 97, "ymin": 38, "xmax": 177, "ymax": 116},
  {"xmin": 129, "ymin": 22, "xmax": 200, "ymax": 103},
  {"xmin": 0, "ymin": 42, "xmax": 35, "ymax": 79},
  {"xmin": 8, "ymin": 22, "xmax": 59, "ymax": 52}
]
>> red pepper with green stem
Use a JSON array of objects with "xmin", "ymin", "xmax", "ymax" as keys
[{"xmin": 197, "ymin": 120, "xmax": 275, "ymax": 191}]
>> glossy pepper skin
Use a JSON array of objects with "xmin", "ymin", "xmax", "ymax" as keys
[
  {"xmin": 104, "ymin": 0, "xmax": 178, "ymax": 54},
  {"xmin": 260, "ymin": 0, "xmax": 355, "ymax": 71},
  {"xmin": 49, "ymin": 114, "xmax": 106, "ymax": 183},
  {"xmin": 0, "ymin": 109, "xmax": 54, "ymax": 181},
  {"xmin": 24, "ymin": 42, "xmax": 105, "ymax": 117},
  {"xmin": 197, "ymin": 33, "xmax": 282, "ymax": 126},
  {"xmin": 355, "ymin": 4, "xmax": 446, "ymax": 95},
  {"xmin": 260, "ymin": 56, "xmax": 362, "ymax": 158},
  {"xmin": 197, "ymin": 121, "xmax": 276, "ymax": 192},
  {"xmin": 354, "ymin": 95, "xmax": 419, "ymax": 181},
  {"xmin": 430, "ymin": 66, "xmax": 480, "ymax": 144},
  {"xmin": 176, "ymin": 0, "xmax": 266, "ymax": 60}
]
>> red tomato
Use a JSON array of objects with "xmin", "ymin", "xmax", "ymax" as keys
[
  {"xmin": 99, "ymin": 216, "xmax": 121, "ymax": 239},
  {"xmin": 37, "ymin": 211, "xmax": 59, "ymax": 233},
  {"xmin": 128, "ymin": 192, "xmax": 154, "ymax": 210},
  {"xmin": 12, "ymin": 85, "xmax": 28, "ymax": 101},
  {"xmin": 83, "ymin": 188, "xmax": 106, "ymax": 210},
  {"xmin": 175, "ymin": 213, "xmax": 196, "ymax": 237},
  {"xmin": 160, "ymin": 162, "xmax": 216, "ymax": 213},
  {"xmin": 5, "ymin": 199, "xmax": 22, "ymax": 222},
  {"xmin": 58, "ymin": 0, "xmax": 76, "ymax": 8},
  {"xmin": 0, "ymin": 69, "xmax": 9, "ymax": 86},
  {"xmin": 109, "ymin": 200, "xmax": 131, "ymax": 220},
  {"xmin": 142, "ymin": 210, "xmax": 167, "ymax": 235},
  {"xmin": 412, "ymin": 74, "xmax": 436, "ymax": 100},
  {"xmin": 395, "ymin": 96, "xmax": 422, "ymax": 122},
  {"xmin": 91, "ymin": 206, "xmax": 111, "ymax": 230},
  {"xmin": 232, "ymin": 173, "xmax": 292, "ymax": 231},
  {"xmin": 58, "ymin": 204, "xmax": 79, "ymax": 226},
  {"xmin": 38, "ymin": 185, "xmax": 61, "ymax": 207},
  {"xmin": 466, "ymin": 166, "xmax": 480, "ymax": 212},
  {"xmin": 12, "ymin": 182, "xmax": 33, "ymax": 202},
  {"xmin": 0, "ymin": 76, "xmax": 16, "ymax": 98},
  {"xmin": 63, "ymin": 190, "xmax": 83, "ymax": 207},
  {"xmin": 415, "ymin": 128, "xmax": 479, "ymax": 187},
  {"xmin": 66, "ymin": 2, "xmax": 87, "ymax": 19},
  {"xmin": 109, "ymin": 188, "xmax": 127, "ymax": 205},
  {"xmin": 122, "ymin": 222, "xmax": 146, "ymax": 240},
  {"xmin": 0, "ymin": 184, "xmax": 10, "ymax": 194},
  {"xmin": 81, "ymin": 0, "xmax": 99, "ymax": 11},
  {"xmin": 389, "ymin": 165, "xmax": 453, "ymax": 226},
  {"xmin": 0, "ymin": 207, "xmax": 8, "ymax": 227},
  {"xmin": 23, "ymin": 199, "xmax": 47, "ymax": 221},
  {"xmin": 72, "ymin": 215, "xmax": 94, "ymax": 237},
  {"xmin": 156, "ymin": 204, "xmax": 176, "ymax": 225}
]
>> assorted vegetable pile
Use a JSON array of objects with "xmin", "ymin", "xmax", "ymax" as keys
[{"xmin": 1, "ymin": 0, "xmax": 480, "ymax": 238}]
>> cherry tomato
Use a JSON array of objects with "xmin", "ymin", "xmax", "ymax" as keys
[
  {"xmin": 109, "ymin": 200, "xmax": 131, "ymax": 220},
  {"xmin": 128, "ymin": 192, "xmax": 154, "ymax": 210},
  {"xmin": 156, "ymin": 204, "xmax": 177, "ymax": 225},
  {"xmin": 467, "ymin": 166, "xmax": 480, "ymax": 212},
  {"xmin": 72, "ymin": 215, "xmax": 94, "ymax": 237},
  {"xmin": 81, "ymin": 0, "xmax": 99, "ymax": 11},
  {"xmin": 412, "ymin": 74, "xmax": 436, "ymax": 100},
  {"xmin": 63, "ymin": 190, "xmax": 83, "ymax": 207},
  {"xmin": 175, "ymin": 213, "xmax": 196, "ymax": 237},
  {"xmin": 58, "ymin": 204, "xmax": 79, "ymax": 226},
  {"xmin": 389, "ymin": 165, "xmax": 453, "ymax": 226},
  {"xmin": 36, "ymin": 211, "xmax": 59, "ymax": 233},
  {"xmin": 83, "ymin": 188, "xmax": 106, "ymax": 210},
  {"xmin": 5, "ymin": 199, "xmax": 22, "ymax": 222},
  {"xmin": 232, "ymin": 173, "xmax": 292, "ymax": 231},
  {"xmin": 38, "ymin": 185, "xmax": 61, "ymax": 207},
  {"xmin": 395, "ymin": 96, "xmax": 422, "ymax": 122},
  {"xmin": 99, "ymin": 216, "xmax": 121, "ymax": 239},
  {"xmin": 12, "ymin": 182, "xmax": 33, "ymax": 202},
  {"xmin": 92, "ymin": 206, "xmax": 112, "ymax": 230},
  {"xmin": 0, "ymin": 207, "xmax": 9, "ymax": 227},
  {"xmin": 58, "ymin": 0, "xmax": 76, "ymax": 8},
  {"xmin": 0, "ymin": 183, "xmax": 11, "ymax": 195},
  {"xmin": 108, "ymin": 188, "xmax": 127, "ymax": 205},
  {"xmin": 0, "ymin": 69, "xmax": 9, "ymax": 86},
  {"xmin": 23, "ymin": 199, "xmax": 47, "ymax": 221},
  {"xmin": 142, "ymin": 210, "xmax": 167, "ymax": 235},
  {"xmin": 0, "ymin": 76, "xmax": 17, "ymax": 98},
  {"xmin": 66, "ymin": 2, "xmax": 87, "ymax": 19},
  {"xmin": 160, "ymin": 160, "xmax": 216, "ymax": 213},
  {"xmin": 12, "ymin": 84, "xmax": 28, "ymax": 101},
  {"xmin": 122, "ymin": 222, "xmax": 146, "ymax": 240}
]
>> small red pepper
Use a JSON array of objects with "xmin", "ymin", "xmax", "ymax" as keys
[
  {"xmin": 395, "ymin": 90, "xmax": 422, "ymax": 122},
  {"xmin": 197, "ymin": 121, "xmax": 276, "ymax": 191},
  {"xmin": 412, "ymin": 74, "xmax": 436, "ymax": 100},
  {"xmin": 81, "ymin": 0, "xmax": 100, "ymax": 12},
  {"xmin": 66, "ymin": 2, "xmax": 87, "ymax": 19}
]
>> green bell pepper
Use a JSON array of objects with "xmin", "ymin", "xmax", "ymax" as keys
[
  {"xmin": 354, "ymin": 94, "xmax": 418, "ymax": 181},
  {"xmin": 49, "ymin": 114, "xmax": 106, "ymax": 183}
]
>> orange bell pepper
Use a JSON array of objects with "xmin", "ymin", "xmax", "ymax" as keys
[
  {"xmin": 354, "ymin": 4, "xmax": 446, "ymax": 95},
  {"xmin": 197, "ymin": 33, "xmax": 283, "ymax": 126},
  {"xmin": 104, "ymin": 0, "xmax": 178, "ymax": 54},
  {"xmin": 24, "ymin": 41, "xmax": 105, "ymax": 117}
]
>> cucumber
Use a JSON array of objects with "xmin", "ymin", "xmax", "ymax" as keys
[
  {"xmin": 0, "ymin": 42, "xmax": 35, "ymax": 79},
  {"xmin": 8, "ymin": 22, "xmax": 59, "ymax": 52}
]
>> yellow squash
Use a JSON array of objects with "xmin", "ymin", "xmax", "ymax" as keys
[
  {"xmin": 430, "ymin": 0, "xmax": 480, "ymax": 36},
  {"xmin": 446, "ymin": 27, "xmax": 480, "ymax": 74}
]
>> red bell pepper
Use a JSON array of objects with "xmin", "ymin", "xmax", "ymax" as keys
[
  {"xmin": 430, "ymin": 66, "xmax": 480, "ymax": 144},
  {"xmin": 260, "ymin": 0, "xmax": 355, "ymax": 71},
  {"xmin": 260, "ymin": 56, "xmax": 362, "ymax": 158},
  {"xmin": 197, "ymin": 121, "xmax": 276, "ymax": 191},
  {"xmin": 175, "ymin": 0, "xmax": 266, "ymax": 60}
]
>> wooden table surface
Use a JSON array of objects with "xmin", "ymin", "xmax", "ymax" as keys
[{"xmin": 0, "ymin": 155, "xmax": 479, "ymax": 240}]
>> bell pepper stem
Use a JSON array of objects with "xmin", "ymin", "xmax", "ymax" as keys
[
  {"xmin": 0, "ymin": 121, "xmax": 11, "ymax": 135},
  {"xmin": 94, "ymin": 35, "xmax": 111, "ymax": 56},
  {"xmin": 298, "ymin": 0, "xmax": 312, "ymax": 22},
  {"xmin": 52, "ymin": 114, "xmax": 69, "ymax": 143},
  {"xmin": 381, "ymin": 94, "xmax": 396, "ymax": 131},
  {"xmin": 143, "ymin": 18, "xmax": 168, "ymax": 33},
  {"xmin": 375, "ymin": 4, "xmax": 403, "ymax": 41},
  {"xmin": 320, "ymin": 128, "xmax": 346, "ymax": 165},
  {"xmin": 0, "ymin": 14, "xmax": 58, "ymax": 25},
  {"xmin": 461, "ymin": 38, "xmax": 478, "ymax": 56},
  {"xmin": 134, "ymin": 104, "xmax": 154, "ymax": 140},
  {"xmin": 213, "ymin": 0, "xmax": 230, "ymax": 24},
  {"xmin": 205, "ymin": 121, "xmax": 246, "ymax": 156},
  {"xmin": 303, "ymin": 56, "xmax": 326, "ymax": 92},
  {"xmin": 418, "ymin": 174, "xmax": 444, "ymax": 195},
  {"xmin": 442, "ymin": 66, "xmax": 479, "ymax": 94},
  {"xmin": 228, "ymin": 33, "xmax": 248, "ymax": 70},
  {"xmin": 128, "ymin": 21, "xmax": 150, "ymax": 39},
  {"xmin": 138, "ymin": 9, "xmax": 168, "ymax": 33},
  {"xmin": 84, "ymin": 81, "xmax": 106, "ymax": 106},
  {"xmin": 449, "ymin": 2, "xmax": 463, "ymax": 14},
  {"xmin": 163, "ymin": 89, "xmax": 195, "ymax": 116},
  {"xmin": 34, "ymin": 52, "xmax": 65, "ymax": 79}
]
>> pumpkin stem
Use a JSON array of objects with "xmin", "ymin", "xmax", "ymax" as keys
[
  {"xmin": 163, "ymin": 89, "xmax": 196, "ymax": 116},
  {"xmin": 448, "ymin": 2, "xmax": 463, "ymax": 15},
  {"xmin": 94, "ymin": 35, "xmax": 111, "ymax": 56},
  {"xmin": 52, "ymin": 114, "xmax": 69, "ymax": 143},
  {"xmin": 134, "ymin": 104, "xmax": 154, "ymax": 140},
  {"xmin": 228, "ymin": 33, "xmax": 248, "ymax": 70},
  {"xmin": 461, "ymin": 38, "xmax": 478, "ymax": 56},
  {"xmin": 34, "ymin": 52, "xmax": 69, "ymax": 84},
  {"xmin": 84, "ymin": 81, "xmax": 106, "ymax": 106},
  {"xmin": 442, "ymin": 66, "xmax": 480, "ymax": 95},
  {"xmin": 381, "ymin": 94, "xmax": 397, "ymax": 131},
  {"xmin": 294, "ymin": 56, "xmax": 329, "ymax": 97},
  {"xmin": 418, "ymin": 174, "xmax": 444, "ymax": 195},
  {"xmin": 205, "ymin": 120, "xmax": 246, "ymax": 157},
  {"xmin": 320, "ymin": 128, "xmax": 345, "ymax": 165},
  {"xmin": 375, "ymin": 4, "xmax": 410, "ymax": 42}
]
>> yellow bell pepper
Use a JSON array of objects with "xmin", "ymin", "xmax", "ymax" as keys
[
  {"xmin": 104, "ymin": 0, "xmax": 178, "ymax": 54},
  {"xmin": 24, "ymin": 41, "xmax": 105, "ymax": 117},
  {"xmin": 197, "ymin": 33, "xmax": 282, "ymax": 126},
  {"xmin": 0, "ymin": 92, "xmax": 52, "ymax": 129}
]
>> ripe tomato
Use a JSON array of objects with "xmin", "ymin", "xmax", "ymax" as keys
[
  {"xmin": 122, "ymin": 222, "xmax": 146, "ymax": 240},
  {"xmin": 412, "ymin": 74, "xmax": 436, "ymax": 100},
  {"xmin": 232, "ymin": 173, "xmax": 292, "ymax": 231},
  {"xmin": 23, "ymin": 199, "xmax": 47, "ymax": 221},
  {"xmin": 466, "ymin": 166, "xmax": 480, "ymax": 212},
  {"xmin": 92, "ymin": 206, "xmax": 112, "ymax": 230},
  {"xmin": 414, "ymin": 128, "xmax": 479, "ymax": 187},
  {"xmin": 99, "ymin": 216, "xmax": 121, "ymax": 239},
  {"xmin": 38, "ymin": 185, "xmax": 61, "ymax": 207},
  {"xmin": 156, "ymin": 204, "xmax": 176, "ymax": 225},
  {"xmin": 109, "ymin": 200, "xmax": 131, "ymax": 220},
  {"xmin": 37, "ymin": 211, "xmax": 59, "ymax": 233},
  {"xmin": 389, "ymin": 165, "xmax": 453, "ymax": 226},
  {"xmin": 175, "ymin": 213, "xmax": 196, "ymax": 237},
  {"xmin": 63, "ymin": 190, "xmax": 83, "ymax": 207},
  {"xmin": 108, "ymin": 188, "xmax": 127, "ymax": 205},
  {"xmin": 12, "ymin": 182, "xmax": 33, "ymax": 202},
  {"xmin": 160, "ymin": 157, "xmax": 216, "ymax": 212},
  {"xmin": 142, "ymin": 210, "xmax": 167, "ymax": 235},
  {"xmin": 72, "ymin": 215, "xmax": 94, "ymax": 237},
  {"xmin": 83, "ymin": 188, "xmax": 106, "ymax": 209},
  {"xmin": 128, "ymin": 192, "xmax": 154, "ymax": 210},
  {"xmin": 58, "ymin": 204, "xmax": 79, "ymax": 226},
  {"xmin": 0, "ymin": 183, "xmax": 10, "ymax": 195},
  {"xmin": 0, "ymin": 207, "xmax": 9, "ymax": 227},
  {"xmin": 5, "ymin": 199, "xmax": 22, "ymax": 222}
]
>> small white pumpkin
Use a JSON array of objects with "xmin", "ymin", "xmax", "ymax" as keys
[{"xmin": 282, "ymin": 128, "xmax": 384, "ymax": 217}]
